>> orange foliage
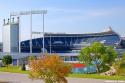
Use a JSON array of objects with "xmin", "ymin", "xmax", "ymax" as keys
[{"xmin": 29, "ymin": 54, "xmax": 72, "ymax": 83}]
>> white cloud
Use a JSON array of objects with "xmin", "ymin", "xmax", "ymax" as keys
[
  {"xmin": 46, "ymin": 6, "xmax": 125, "ymax": 21},
  {"xmin": 88, "ymin": 10, "xmax": 112, "ymax": 17},
  {"xmin": 87, "ymin": 6, "xmax": 125, "ymax": 18},
  {"xmin": 0, "ymin": 6, "xmax": 125, "ymax": 41}
]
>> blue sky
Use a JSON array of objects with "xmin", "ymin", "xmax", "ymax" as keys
[{"xmin": 0, "ymin": 0, "xmax": 125, "ymax": 41}]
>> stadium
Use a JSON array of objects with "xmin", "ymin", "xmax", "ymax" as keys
[
  {"xmin": 19, "ymin": 28, "xmax": 125, "ymax": 61},
  {"xmin": 20, "ymin": 28, "xmax": 125, "ymax": 73},
  {"xmin": 21, "ymin": 28, "xmax": 125, "ymax": 53},
  {"xmin": 1, "ymin": 10, "xmax": 125, "ymax": 66}
]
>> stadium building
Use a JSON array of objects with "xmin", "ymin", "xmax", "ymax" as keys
[
  {"xmin": 21, "ymin": 27, "xmax": 125, "ymax": 53},
  {"xmin": 1, "ymin": 16, "xmax": 125, "ymax": 65},
  {"xmin": 20, "ymin": 27, "xmax": 125, "ymax": 61}
]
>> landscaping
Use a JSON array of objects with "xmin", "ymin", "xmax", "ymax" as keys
[
  {"xmin": 69, "ymin": 74, "xmax": 125, "ymax": 80},
  {"xmin": 0, "ymin": 66, "xmax": 29, "ymax": 74},
  {"xmin": 0, "ymin": 42, "xmax": 125, "ymax": 82},
  {"xmin": 0, "ymin": 66, "xmax": 125, "ymax": 81}
]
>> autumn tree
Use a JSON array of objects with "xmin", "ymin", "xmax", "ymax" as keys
[
  {"xmin": 29, "ymin": 54, "xmax": 72, "ymax": 83},
  {"xmin": 79, "ymin": 42, "xmax": 117, "ymax": 73}
]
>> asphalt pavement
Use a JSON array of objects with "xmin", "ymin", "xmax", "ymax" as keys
[{"xmin": 0, "ymin": 72, "xmax": 124, "ymax": 83}]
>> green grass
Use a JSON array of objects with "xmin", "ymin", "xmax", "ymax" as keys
[
  {"xmin": 0, "ymin": 66, "xmax": 125, "ymax": 81},
  {"xmin": 0, "ymin": 66, "xmax": 29, "ymax": 74},
  {"xmin": 69, "ymin": 74, "xmax": 125, "ymax": 80}
]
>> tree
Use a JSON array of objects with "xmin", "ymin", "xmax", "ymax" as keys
[
  {"xmin": 29, "ymin": 54, "xmax": 72, "ymax": 83},
  {"xmin": 28, "ymin": 55, "xmax": 36, "ymax": 61},
  {"xmin": 114, "ymin": 53, "xmax": 125, "ymax": 76},
  {"xmin": 2, "ymin": 55, "xmax": 12, "ymax": 66},
  {"xmin": 103, "ymin": 46, "xmax": 117, "ymax": 66},
  {"xmin": 79, "ymin": 42, "xmax": 117, "ymax": 73}
]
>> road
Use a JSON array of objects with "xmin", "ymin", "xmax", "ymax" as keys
[{"xmin": 0, "ymin": 72, "xmax": 124, "ymax": 83}]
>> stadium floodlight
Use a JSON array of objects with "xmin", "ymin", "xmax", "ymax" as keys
[
  {"xmin": 32, "ymin": 32, "xmax": 43, "ymax": 34},
  {"xmin": 10, "ymin": 10, "xmax": 47, "ymax": 54},
  {"xmin": 10, "ymin": 10, "xmax": 47, "ymax": 16}
]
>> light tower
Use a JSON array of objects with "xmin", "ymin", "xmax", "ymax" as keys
[
  {"xmin": 10, "ymin": 10, "xmax": 47, "ymax": 54},
  {"xmin": 3, "ymin": 18, "xmax": 19, "ymax": 53}
]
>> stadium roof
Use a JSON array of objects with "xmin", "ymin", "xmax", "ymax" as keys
[{"xmin": 44, "ymin": 28, "xmax": 118, "ymax": 37}]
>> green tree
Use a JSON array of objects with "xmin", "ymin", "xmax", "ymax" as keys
[
  {"xmin": 103, "ymin": 46, "xmax": 117, "ymax": 66},
  {"xmin": 2, "ymin": 55, "xmax": 12, "ymax": 66},
  {"xmin": 28, "ymin": 55, "xmax": 36, "ymax": 61},
  {"xmin": 114, "ymin": 53, "xmax": 125, "ymax": 76},
  {"xmin": 79, "ymin": 47, "xmax": 92, "ymax": 65},
  {"xmin": 79, "ymin": 42, "xmax": 117, "ymax": 73}
]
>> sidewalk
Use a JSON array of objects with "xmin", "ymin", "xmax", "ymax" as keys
[{"xmin": 0, "ymin": 72, "xmax": 123, "ymax": 83}]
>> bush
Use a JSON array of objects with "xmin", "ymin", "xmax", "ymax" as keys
[
  {"xmin": 28, "ymin": 55, "xmax": 36, "ymax": 61},
  {"xmin": 2, "ymin": 55, "xmax": 12, "ymax": 66},
  {"xmin": 114, "ymin": 54, "xmax": 125, "ymax": 76},
  {"xmin": 29, "ymin": 54, "xmax": 72, "ymax": 83},
  {"xmin": 21, "ymin": 64, "xmax": 26, "ymax": 71},
  {"xmin": 100, "ymin": 64, "xmax": 110, "ymax": 73}
]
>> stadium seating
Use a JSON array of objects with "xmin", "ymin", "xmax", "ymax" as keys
[{"xmin": 21, "ymin": 32, "xmax": 123, "ymax": 53}]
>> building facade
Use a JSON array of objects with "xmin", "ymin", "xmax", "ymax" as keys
[
  {"xmin": 3, "ymin": 18, "xmax": 19, "ymax": 53},
  {"xmin": 21, "ymin": 28, "xmax": 124, "ymax": 53}
]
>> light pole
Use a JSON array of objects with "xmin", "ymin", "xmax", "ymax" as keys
[
  {"xmin": 18, "ymin": 16, "xmax": 21, "ymax": 53},
  {"xmin": 10, "ymin": 10, "xmax": 47, "ymax": 54},
  {"xmin": 30, "ymin": 13, "xmax": 32, "ymax": 54},
  {"xmin": 50, "ymin": 33, "xmax": 51, "ymax": 54},
  {"xmin": 42, "ymin": 14, "xmax": 45, "ymax": 54},
  {"xmin": 10, "ymin": 15, "xmax": 21, "ymax": 53},
  {"xmin": 32, "ymin": 32, "xmax": 43, "ymax": 53}
]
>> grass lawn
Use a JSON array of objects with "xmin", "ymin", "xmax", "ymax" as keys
[
  {"xmin": 0, "ymin": 66, "xmax": 29, "ymax": 74},
  {"xmin": 0, "ymin": 66, "xmax": 125, "ymax": 81},
  {"xmin": 69, "ymin": 74, "xmax": 125, "ymax": 80}
]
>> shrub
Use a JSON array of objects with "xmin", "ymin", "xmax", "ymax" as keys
[
  {"xmin": 2, "ymin": 55, "xmax": 12, "ymax": 66},
  {"xmin": 114, "ymin": 53, "xmax": 125, "ymax": 76},
  {"xmin": 21, "ymin": 64, "xmax": 26, "ymax": 71},
  {"xmin": 28, "ymin": 55, "xmax": 36, "ymax": 61},
  {"xmin": 29, "ymin": 54, "xmax": 72, "ymax": 83}
]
